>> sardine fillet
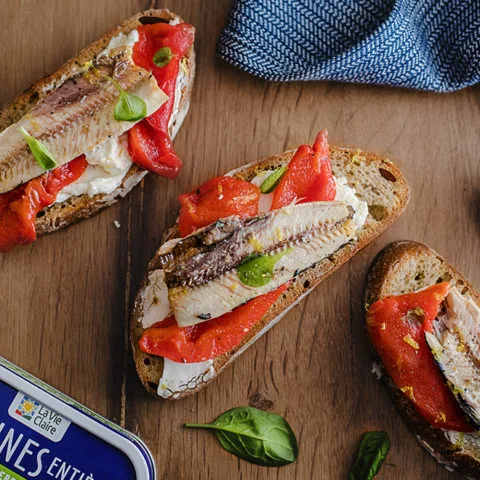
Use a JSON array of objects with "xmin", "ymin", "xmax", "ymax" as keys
[
  {"xmin": 0, "ymin": 49, "xmax": 167, "ymax": 193},
  {"xmin": 170, "ymin": 218, "xmax": 356, "ymax": 327},
  {"xmin": 163, "ymin": 201, "xmax": 352, "ymax": 288},
  {"xmin": 426, "ymin": 288, "xmax": 480, "ymax": 426}
]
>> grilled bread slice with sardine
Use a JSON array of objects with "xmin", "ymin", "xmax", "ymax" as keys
[
  {"xmin": 366, "ymin": 241, "xmax": 480, "ymax": 478},
  {"xmin": 131, "ymin": 130, "xmax": 409, "ymax": 399},
  {"xmin": 0, "ymin": 9, "xmax": 195, "ymax": 251}
]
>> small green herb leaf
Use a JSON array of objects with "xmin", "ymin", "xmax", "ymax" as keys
[
  {"xmin": 349, "ymin": 431, "xmax": 390, "ymax": 480},
  {"xmin": 153, "ymin": 47, "xmax": 175, "ymax": 67},
  {"xmin": 185, "ymin": 407, "xmax": 298, "ymax": 467},
  {"xmin": 237, "ymin": 249, "xmax": 290, "ymax": 287},
  {"xmin": 260, "ymin": 166, "xmax": 287, "ymax": 194},
  {"xmin": 114, "ymin": 91, "xmax": 147, "ymax": 122},
  {"xmin": 105, "ymin": 75, "xmax": 147, "ymax": 122},
  {"xmin": 19, "ymin": 127, "xmax": 56, "ymax": 170}
]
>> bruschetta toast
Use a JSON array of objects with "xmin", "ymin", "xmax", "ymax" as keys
[
  {"xmin": 131, "ymin": 130, "xmax": 409, "ymax": 400},
  {"xmin": 0, "ymin": 9, "xmax": 195, "ymax": 251},
  {"xmin": 366, "ymin": 241, "xmax": 480, "ymax": 477}
]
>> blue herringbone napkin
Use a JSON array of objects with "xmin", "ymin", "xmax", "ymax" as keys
[{"xmin": 217, "ymin": 0, "xmax": 480, "ymax": 92}]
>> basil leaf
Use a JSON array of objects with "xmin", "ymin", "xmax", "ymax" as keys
[
  {"xmin": 185, "ymin": 407, "xmax": 298, "ymax": 467},
  {"xmin": 349, "ymin": 431, "xmax": 390, "ymax": 480},
  {"xmin": 19, "ymin": 127, "xmax": 56, "ymax": 170},
  {"xmin": 153, "ymin": 46, "xmax": 175, "ymax": 67},
  {"xmin": 237, "ymin": 249, "xmax": 290, "ymax": 287},
  {"xmin": 114, "ymin": 91, "xmax": 147, "ymax": 122},
  {"xmin": 105, "ymin": 75, "xmax": 147, "ymax": 122},
  {"xmin": 260, "ymin": 166, "xmax": 287, "ymax": 194}
]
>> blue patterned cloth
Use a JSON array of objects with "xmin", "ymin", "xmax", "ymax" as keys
[{"xmin": 217, "ymin": 0, "xmax": 480, "ymax": 92}]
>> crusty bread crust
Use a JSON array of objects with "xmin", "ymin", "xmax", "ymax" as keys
[
  {"xmin": 131, "ymin": 144, "xmax": 410, "ymax": 399},
  {"xmin": 0, "ymin": 9, "xmax": 195, "ymax": 237},
  {"xmin": 365, "ymin": 241, "xmax": 480, "ymax": 478}
]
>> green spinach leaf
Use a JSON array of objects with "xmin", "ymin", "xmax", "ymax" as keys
[
  {"xmin": 260, "ymin": 166, "xmax": 287, "ymax": 194},
  {"xmin": 185, "ymin": 406, "xmax": 298, "ymax": 467},
  {"xmin": 19, "ymin": 127, "xmax": 56, "ymax": 170},
  {"xmin": 349, "ymin": 431, "xmax": 390, "ymax": 480},
  {"xmin": 237, "ymin": 249, "xmax": 290, "ymax": 287}
]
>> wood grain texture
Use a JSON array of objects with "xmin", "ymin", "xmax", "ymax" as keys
[{"xmin": 0, "ymin": 0, "xmax": 479, "ymax": 478}]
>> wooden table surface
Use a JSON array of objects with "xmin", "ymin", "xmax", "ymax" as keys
[{"xmin": 1, "ymin": 0, "xmax": 479, "ymax": 478}]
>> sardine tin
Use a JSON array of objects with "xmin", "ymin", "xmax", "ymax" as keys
[{"xmin": 0, "ymin": 357, "xmax": 155, "ymax": 479}]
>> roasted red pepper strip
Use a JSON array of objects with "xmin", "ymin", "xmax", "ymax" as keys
[
  {"xmin": 130, "ymin": 22, "xmax": 195, "ymax": 178},
  {"xmin": 178, "ymin": 176, "xmax": 260, "ymax": 237},
  {"xmin": 270, "ymin": 129, "xmax": 336, "ymax": 210},
  {"xmin": 0, "ymin": 156, "xmax": 88, "ymax": 252},
  {"xmin": 367, "ymin": 283, "xmax": 474, "ymax": 432},
  {"xmin": 128, "ymin": 121, "xmax": 182, "ymax": 178},
  {"xmin": 140, "ymin": 283, "xmax": 289, "ymax": 363}
]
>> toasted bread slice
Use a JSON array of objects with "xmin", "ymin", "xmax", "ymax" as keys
[
  {"xmin": 0, "ymin": 9, "xmax": 195, "ymax": 236},
  {"xmin": 365, "ymin": 241, "xmax": 480, "ymax": 477},
  {"xmin": 131, "ymin": 144, "xmax": 410, "ymax": 399}
]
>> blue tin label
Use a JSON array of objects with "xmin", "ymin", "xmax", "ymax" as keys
[{"xmin": 0, "ymin": 359, "xmax": 155, "ymax": 479}]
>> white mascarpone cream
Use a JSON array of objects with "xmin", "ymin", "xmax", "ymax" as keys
[
  {"xmin": 102, "ymin": 29, "xmax": 139, "ymax": 56},
  {"xmin": 334, "ymin": 176, "xmax": 369, "ymax": 230},
  {"xmin": 141, "ymin": 263, "xmax": 215, "ymax": 399},
  {"xmin": 56, "ymin": 24, "xmax": 186, "ymax": 204},
  {"xmin": 142, "ymin": 170, "xmax": 368, "ymax": 398},
  {"xmin": 56, "ymin": 134, "xmax": 132, "ymax": 202},
  {"xmin": 158, "ymin": 359, "xmax": 215, "ymax": 399}
]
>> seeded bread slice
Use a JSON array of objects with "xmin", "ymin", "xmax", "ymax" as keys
[
  {"xmin": 0, "ymin": 9, "xmax": 195, "ymax": 236},
  {"xmin": 365, "ymin": 241, "xmax": 480, "ymax": 478},
  {"xmin": 131, "ymin": 144, "xmax": 410, "ymax": 399}
]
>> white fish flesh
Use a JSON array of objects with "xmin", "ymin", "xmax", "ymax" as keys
[
  {"xmin": 426, "ymin": 287, "xmax": 480, "ymax": 427},
  {"xmin": 168, "ymin": 202, "xmax": 356, "ymax": 327}
]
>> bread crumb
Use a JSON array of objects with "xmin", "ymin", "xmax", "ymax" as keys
[
  {"xmin": 113, "ymin": 220, "xmax": 121, "ymax": 229},
  {"xmin": 371, "ymin": 362, "xmax": 382, "ymax": 380}
]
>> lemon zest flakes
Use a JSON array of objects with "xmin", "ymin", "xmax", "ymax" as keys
[
  {"xmin": 180, "ymin": 58, "xmax": 188, "ymax": 76},
  {"xmin": 228, "ymin": 283, "xmax": 238, "ymax": 293},
  {"xmin": 159, "ymin": 381, "xmax": 169, "ymax": 391},
  {"xmin": 275, "ymin": 227, "xmax": 284, "ymax": 242},
  {"xmin": 381, "ymin": 323, "xmax": 386, "ymax": 330},
  {"xmin": 349, "ymin": 152, "xmax": 365, "ymax": 166},
  {"xmin": 454, "ymin": 432, "xmax": 465, "ymax": 449},
  {"xmin": 248, "ymin": 235, "xmax": 263, "ymax": 252},
  {"xmin": 400, "ymin": 386, "xmax": 415, "ymax": 401},
  {"xmin": 407, "ymin": 307, "xmax": 425, "ymax": 319},
  {"xmin": 344, "ymin": 219, "xmax": 356, "ymax": 236},
  {"xmin": 403, "ymin": 334, "xmax": 420, "ymax": 350},
  {"xmin": 82, "ymin": 59, "xmax": 94, "ymax": 71},
  {"xmin": 451, "ymin": 384, "xmax": 463, "ymax": 395},
  {"xmin": 436, "ymin": 411, "xmax": 447, "ymax": 424},
  {"xmin": 430, "ymin": 346, "xmax": 440, "ymax": 357}
]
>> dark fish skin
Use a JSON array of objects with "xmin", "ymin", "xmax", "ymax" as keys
[
  {"xmin": 31, "ymin": 52, "xmax": 140, "ymax": 116},
  {"xmin": 161, "ymin": 202, "xmax": 353, "ymax": 289},
  {"xmin": 159, "ymin": 216, "xmax": 267, "ymax": 287}
]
